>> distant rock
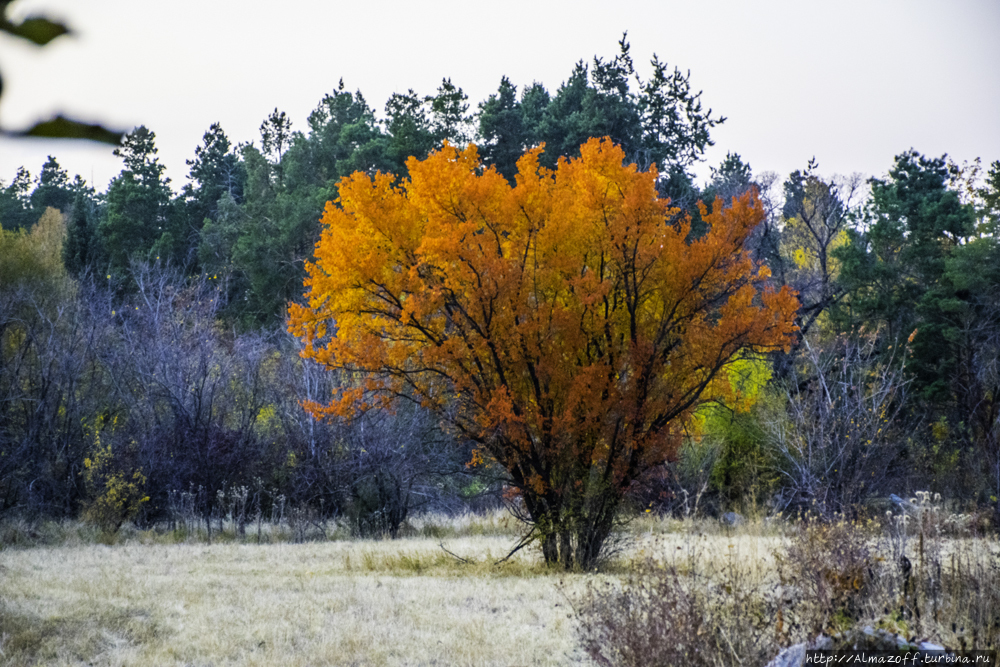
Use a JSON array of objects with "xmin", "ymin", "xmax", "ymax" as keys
[
  {"xmin": 767, "ymin": 643, "xmax": 806, "ymax": 667},
  {"xmin": 721, "ymin": 511, "xmax": 744, "ymax": 527},
  {"xmin": 765, "ymin": 628, "xmax": 952, "ymax": 667},
  {"xmin": 890, "ymin": 493, "xmax": 918, "ymax": 512}
]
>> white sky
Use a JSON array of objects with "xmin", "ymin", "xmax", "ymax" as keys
[{"xmin": 0, "ymin": 0, "xmax": 998, "ymax": 193}]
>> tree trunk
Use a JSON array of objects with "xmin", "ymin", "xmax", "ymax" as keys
[
  {"xmin": 559, "ymin": 530, "xmax": 574, "ymax": 569},
  {"xmin": 577, "ymin": 515, "xmax": 615, "ymax": 569},
  {"xmin": 542, "ymin": 533, "xmax": 559, "ymax": 564},
  {"xmin": 530, "ymin": 494, "xmax": 618, "ymax": 570}
]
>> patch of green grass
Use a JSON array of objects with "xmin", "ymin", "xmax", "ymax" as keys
[
  {"xmin": 341, "ymin": 543, "xmax": 559, "ymax": 578},
  {"xmin": 0, "ymin": 603, "xmax": 161, "ymax": 664}
]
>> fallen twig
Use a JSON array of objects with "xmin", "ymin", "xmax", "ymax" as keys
[
  {"xmin": 494, "ymin": 526, "xmax": 536, "ymax": 565},
  {"xmin": 438, "ymin": 541, "xmax": 472, "ymax": 564}
]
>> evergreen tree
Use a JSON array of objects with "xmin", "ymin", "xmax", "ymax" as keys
[
  {"xmin": 197, "ymin": 190, "xmax": 244, "ymax": 281},
  {"xmin": 0, "ymin": 167, "xmax": 36, "ymax": 230},
  {"xmin": 477, "ymin": 36, "xmax": 723, "ymax": 187},
  {"xmin": 98, "ymin": 126, "xmax": 174, "ymax": 273},
  {"xmin": 835, "ymin": 150, "xmax": 977, "ymax": 400},
  {"xmin": 704, "ymin": 152, "xmax": 753, "ymax": 204},
  {"xmin": 637, "ymin": 52, "xmax": 723, "ymax": 171},
  {"xmin": 186, "ymin": 124, "xmax": 244, "ymax": 219},
  {"xmin": 181, "ymin": 123, "xmax": 245, "ymax": 266},
  {"xmin": 259, "ymin": 108, "xmax": 293, "ymax": 186},
  {"xmin": 477, "ymin": 76, "xmax": 526, "ymax": 182},
  {"xmin": 301, "ymin": 81, "xmax": 388, "ymax": 184},
  {"xmin": 260, "ymin": 108, "xmax": 293, "ymax": 166},
  {"xmin": 383, "ymin": 89, "xmax": 437, "ymax": 175},
  {"xmin": 536, "ymin": 48, "xmax": 643, "ymax": 170},
  {"xmin": 427, "ymin": 78, "xmax": 472, "ymax": 146},
  {"xmin": 382, "ymin": 79, "xmax": 473, "ymax": 176},
  {"xmin": 63, "ymin": 177, "xmax": 99, "ymax": 275},
  {"xmin": 979, "ymin": 160, "xmax": 1000, "ymax": 234},
  {"xmin": 226, "ymin": 144, "xmax": 302, "ymax": 326},
  {"xmin": 30, "ymin": 156, "xmax": 74, "ymax": 213}
]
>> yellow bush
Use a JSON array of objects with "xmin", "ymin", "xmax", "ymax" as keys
[{"xmin": 81, "ymin": 420, "xmax": 148, "ymax": 534}]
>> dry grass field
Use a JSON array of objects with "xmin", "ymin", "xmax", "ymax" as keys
[
  {"xmin": 0, "ymin": 512, "xmax": 769, "ymax": 666},
  {"xmin": 1, "ymin": 536, "xmax": 579, "ymax": 666},
  {"xmin": 0, "ymin": 506, "xmax": 997, "ymax": 666}
]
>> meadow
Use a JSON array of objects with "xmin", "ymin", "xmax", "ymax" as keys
[{"xmin": 1, "ymin": 503, "xmax": 997, "ymax": 666}]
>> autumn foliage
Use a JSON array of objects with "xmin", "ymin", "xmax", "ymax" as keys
[{"xmin": 289, "ymin": 138, "xmax": 798, "ymax": 567}]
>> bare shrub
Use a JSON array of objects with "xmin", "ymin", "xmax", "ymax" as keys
[
  {"xmin": 777, "ymin": 518, "xmax": 880, "ymax": 636},
  {"xmin": 629, "ymin": 443, "xmax": 718, "ymax": 519},
  {"xmin": 340, "ymin": 404, "xmax": 459, "ymax": 538},
  {"xmin": 768, "ymin": 334, "xmax": 910, "ymax": 516},
  {"xmin": 881, "ymin": 492, "xmax": 1000, "ymax": 648},
  {"xmin": 266, "ymin": 331, "xmax": 477, "ymax": 538},
  {"xmin": 573, "ymin": 544, "xmax": 780, "ymax": 667},
  {"xmin": 0, "ymin": 277, "xmax": 114, "ymax": 518},
  {"xmin": 573, "ymin": 502, "xmax": 1000, "ymax": 667},
  {"xmin": 103, "ymin": 262, "xmax": 276, "ymax": 534}
]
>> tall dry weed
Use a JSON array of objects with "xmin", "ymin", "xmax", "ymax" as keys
[
  {"xmin": 573, "ymin": 499, "xmax": 1000, "ymax": 665},
  {"xmin": 572, "ymin": 535, "xmax": 780, "ymax": 667}
]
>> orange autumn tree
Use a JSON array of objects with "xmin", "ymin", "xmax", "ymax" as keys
[{"xmin": 289, "ymin": 138, "xmax": 798, "ymax": 568}]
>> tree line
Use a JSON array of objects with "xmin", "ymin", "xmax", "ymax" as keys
[
  {"xmin": 2, "ymin": 37, "xmax": 1000, "ymax": 563},
  {"xmin": 2, "ymin": 37, "xmax": 721, "ymax": 329}
]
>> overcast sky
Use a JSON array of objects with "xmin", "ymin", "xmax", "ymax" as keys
[{"xmin": 1, "ymin": 0, "xmax": 998, "ymax": 193}]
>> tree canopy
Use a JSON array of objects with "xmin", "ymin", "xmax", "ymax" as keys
[{"xmin": 289, "ymin": 139, "xmax": 798, "ymax": 567}]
